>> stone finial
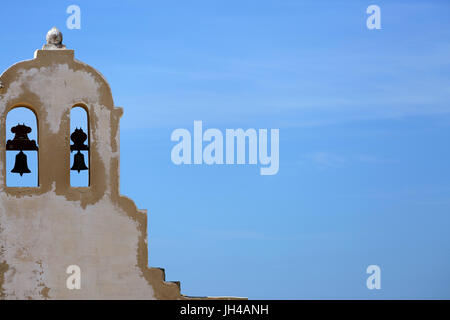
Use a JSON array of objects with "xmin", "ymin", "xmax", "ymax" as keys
[
  {"xmin": 47, "ymin": 27, "xmax": 62, "ymax": 45},
  {"xmin": 43, "ymin": 27, "xmax": 66, "ymax": 50}
]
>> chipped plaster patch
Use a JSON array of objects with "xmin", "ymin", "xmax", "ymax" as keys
[
  {"xmin": 0, "ymin": 79, "xmax": 23, "ymax": 113},
  {"xmin": 92, "ymin": 103, "xmax": 118, "ymax": 191},
  {"xmin": 0, "ymin": 186, "xmax": 155, "ymax": 299}
]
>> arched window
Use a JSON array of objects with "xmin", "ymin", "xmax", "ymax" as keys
[
  {"xmin": 6, "ymin": 107, "xmax": 39, "ymax": 187},
  {"xmin": 70, "ymin": 106, "xmax": 89, "ymax": 187}
]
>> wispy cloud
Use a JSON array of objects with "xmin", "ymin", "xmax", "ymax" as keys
[{"xmin": 298, "ymin": 152, "xmax": 396, "ymax": 170}]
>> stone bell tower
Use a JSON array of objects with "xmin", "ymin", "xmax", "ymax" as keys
[{"xmin": 0, "ymin": 27, "xmax": 185, "ymax": 299}]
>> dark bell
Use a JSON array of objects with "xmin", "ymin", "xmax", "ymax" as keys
[
  {"xmin": 11, "ymin": 150, "xmax": 31, "ymax": 176},
  {"xmin": 71, "ymin": 151, "xmax": 88, "ymax": 173}
]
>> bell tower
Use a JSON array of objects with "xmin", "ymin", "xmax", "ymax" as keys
[{"xmin": 0, "ymin": 28, "xmax": 186, "ymax": 299}]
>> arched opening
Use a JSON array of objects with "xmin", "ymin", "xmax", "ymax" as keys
[
  {"xmin": 6, "ymin": 107, "xmax": 39, "ymax": 187},
  {"xmin": 70, "ymin": 106, "xmax": 89, "ymax": 187}
]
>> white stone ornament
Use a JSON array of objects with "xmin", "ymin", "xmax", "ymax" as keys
[{"xmin": 43, "ymin": 27, "xmax": 66, "ymax": 50}]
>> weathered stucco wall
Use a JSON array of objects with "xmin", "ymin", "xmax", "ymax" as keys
[{"xmin": 0, "ymin": 46, "xmax": 183, "ymax": 299}]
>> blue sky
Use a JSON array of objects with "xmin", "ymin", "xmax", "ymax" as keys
[{"xmin": 1, "ymin": 0, "xmax": 450, "ymax": 299}]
